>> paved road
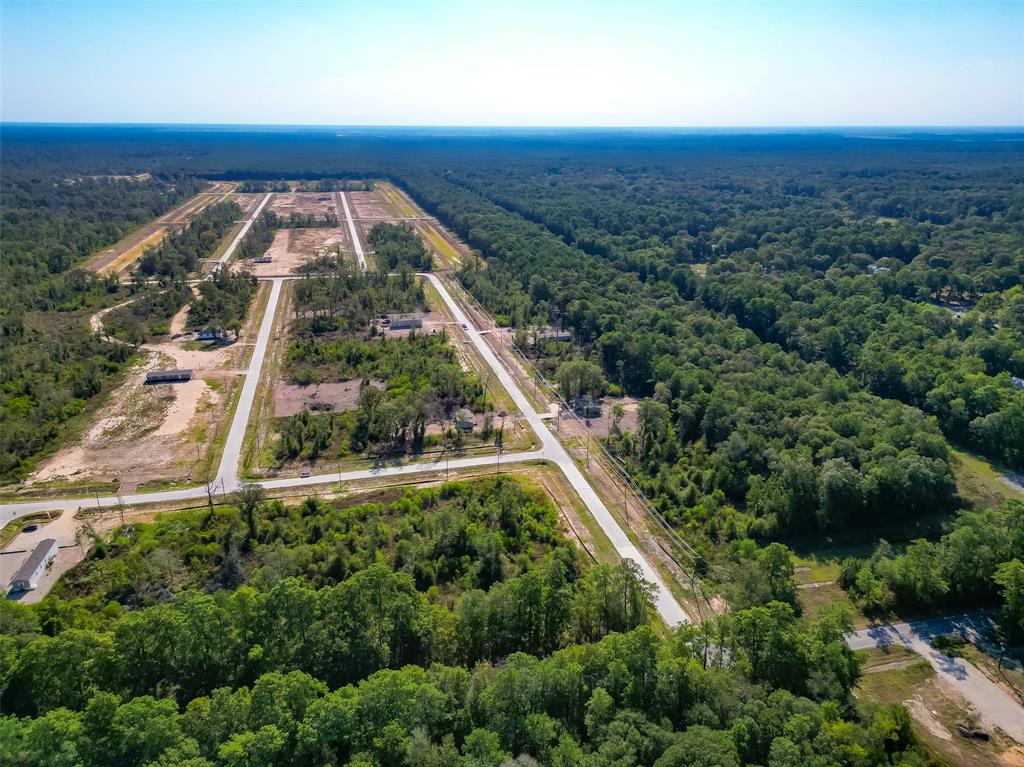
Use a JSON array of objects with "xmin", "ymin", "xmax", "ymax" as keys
[
  {"xmin": 421, "ymin": 274, "xmax": 690, "ymax": 625},
  {"xmin": 849, "ymin": 613, "xmax": 1024, "ymax": 742},
  {"xmin": 215, "ymin": 278, "xmax": 283, "ymax": 491},
  {"xmin": 215, "ymin": 192, "xmax": 272, "ymax": 267},
  {"xmin": 338, "ymin": 192, "xmax": 368, "ymax": 272},
  {"xmin": 1, "ymin": 269, "xmax": 691, "ymax": 625}
]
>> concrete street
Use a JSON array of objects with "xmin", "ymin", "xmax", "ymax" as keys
[
  {"xmin": 0, "ymin": 202, "xmax": 692, "ymax": 625},
  {"xmin": 215, "ymin": 192, "xmax": 272, "ymax": 267},
  {"xmin": 339, "ymin": 191, "xmax": 368, "ymax": 272},
  {"xmin": 849, "ymin": 613, "xmax": 1024, "ymax": 742}
]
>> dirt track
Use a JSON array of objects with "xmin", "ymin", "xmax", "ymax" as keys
[{"xmin": 86, "ymin": 182, "xmax": 235, "ymax": 275}]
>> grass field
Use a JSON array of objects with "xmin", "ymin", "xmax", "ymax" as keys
[
  {"xmin": 417, "ymin": 221, "xmax": 463, "ymax": 266},
  {"xmin": 952, "ymin": 448, "xmax": 1024, "ymax": 510},
  {"xmin": 377, "ymin": 182, "xmax": 419, "ymax": 218}
]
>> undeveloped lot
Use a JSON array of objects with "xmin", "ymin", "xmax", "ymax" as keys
[
  {"xmin": 229, "ymin": 192, "xmax": 266, "ymax": 216},
  {"xmin": 248, "ymin": 228, "xmax": 353, "ymax": 276},
  {"xmin": 348, "ymin": 190, "xmax": 403, "ymax": 220},
  {"xmin": 274, "ymin": 378, "xmax": 384, "ymax": 417},
  {"xmin": 28, "ymin": 287, "xmax": 257, "ymax": 493},
  {"xmin": 85, "ymin": 184, "xmax": 235, "ymax": 275},
  {"xmin": 29, "ymin": 341, "xmax": 236, "ymax": 492},
  {"xmin": 269, "ymin": 192, "xmax": 336, "ymax": 217}
]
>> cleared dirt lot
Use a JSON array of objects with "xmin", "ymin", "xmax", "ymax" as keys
[
  {"xmin": 269, "ymin": 192, "xmax": 336, "ymax": 217},
  {"xmin": 25, "ymin": 280, "xmax": 269, "ymax": 493},
  {"xmin": 228, "ymin": 192, "xmax": 267, "ymax": 216},
  {"xmin": 248, "ymin": 228, "xmax": 353, "ymax": 277},
  {"xmin": 349, "ymin": 189, "xmax": 403, "ymax": 219},
  {"xmin": 274, "ymin": 378, "xmax": 384, "ymax": 417},
  {"xmin": 29, "ymin": 344, "xmax": 236, "ymax": 492}
]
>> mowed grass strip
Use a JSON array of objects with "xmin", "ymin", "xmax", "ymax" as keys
[
  {"xmin": 97, "ymin": 227, "xmax": 169, "ymax": 275},
  {"xmin": 417, "ymin": 222, "xmax": 462, "ymax": 266}
]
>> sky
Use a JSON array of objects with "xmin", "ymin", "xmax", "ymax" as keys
[{"xmin": 1, "ymin": 0, "xmax": 1021, "ymax": 126}]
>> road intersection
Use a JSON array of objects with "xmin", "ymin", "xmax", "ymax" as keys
[{"xmin": 0, "ymin": 194, "xmax": 691, "ymax": 625}]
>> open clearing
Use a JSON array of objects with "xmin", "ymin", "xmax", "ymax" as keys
[
  {"xmin": 349, "ymin": 189, "xmax": 404, "ymax": 219},
  {"xmin": 857, "ymin": 647, "xmax": 1021, "ymax": 766},
  {"xmin": 268, "ymin": 192, "xmax": 336, "ymax": 217},
  {"xmin": 228, "ymin": 192, "xmax": 267, "ymax": 216},
  {"xmin": 376, "ymin": 182, "xmax": 421, "ymax": 218},
  {"xmin": 25, "ymin": 282, "xmax": 268, "ymax": 492},
  {"xmin": 28, "ymin": 346, "xmax": 234, "ymax": 492},
  {"xmin": 274, "ymin": 378, "xmax": 384, "ymax": 417},
  {"xmin": 248, "ymin": 227, "xmax": 353, "ymax": 276}
]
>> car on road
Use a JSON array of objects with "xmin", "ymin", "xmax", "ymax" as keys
[
  {"xmin": 300, "ymin": 471, "xmax": 310, "ymax": 478},
  {"xmin": 461, "ymin": 323, "xmax": 468, "ymax": 330}
]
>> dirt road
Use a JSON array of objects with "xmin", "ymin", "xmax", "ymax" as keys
[{"xmin": 86, "ymin": 182, "xmax": 234, "ymax": 275}]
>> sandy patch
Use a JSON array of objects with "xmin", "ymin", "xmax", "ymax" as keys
[
  {"xmin": 29, "ymin": 334, "xmax": 234, "ymax": 490},
  {"xmin": 155, "ymin": 379, "xmax": 218, "ymax": 437},
  {"xmin": 141, "ymin": 339, "xmax": 231, "ymax": 372},
  {"xmin": 247, "ymin": 228, "xmax": 353, "ymax": 277},
  {"xmin": 167, "ymin": 289, "xmax": 199, "ymax": 337},
  {"xmin": 229, "ymin": 193, "xmax": 266, "ymax": 216},
  {"xmin": 269, "ymin": 192, "xmax": 335, "ymax": 217},
  {"xmin": 274, "ymin": 379, "xmax": 383, "ymax": 417},
  {"xmin": 1001, "ymin": 746, "xmax": 1024, "ymax": 766},
  {"xmin": 586, "ymin": 396, "xmax": 639, "ymax": 437},
  {"xmin": 349, "ymin": 190, "xmax": 401, "ymax": 219}
]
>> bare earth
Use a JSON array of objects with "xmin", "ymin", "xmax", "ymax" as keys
[
  {"xmin": 29, "ymin": 339, "xmax": 235, "ymax": 492},
  {"xmin": 248, "ymin": 228, "xmax": 353, "ymax": 277},
  {"xmin": 228, "ymin": 193, "xmax": 266, "ymax": 216},
  {"xmin": 349, "ymin": 189, "xmax": 403, "ymax": 219},
  {"xmin": 274, "ymin": 378, "xmax": 385, "ymax": 417},
  {"xmin": 269, "ymin": 192, "xmax": 336, "ymax": 217}
]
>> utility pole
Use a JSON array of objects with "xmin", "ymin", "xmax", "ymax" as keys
[
  {"xmin": 496, "ymin": 410, "xmax": 507, "ymax": 475},
  {"xmin": 444, "ymin": 420, "xmax": 451, "ymax": 481},
  {"xmin": 623, "ymin": 475, "xmax": 629, "ymax": 524}
]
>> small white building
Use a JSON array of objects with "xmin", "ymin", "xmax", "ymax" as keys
[
  {"xmin": 146, "ymin": 368, "xmax": 193, "ymax": 384},
  {"xmin": 386, "ymin": 313, "xmax": 426, "ymax": 330},
  {"xmin": 10, "ymin": 538, "xmax": 58, "ymax": 592},
  {"xmin": 197, "ymin": 327, "xmax": 225, "ymax": 341}
]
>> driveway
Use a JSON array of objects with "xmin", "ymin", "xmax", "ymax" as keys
[{"xmin": 849, "ymin": 613, "xmax": 1024, "ymax": 742}]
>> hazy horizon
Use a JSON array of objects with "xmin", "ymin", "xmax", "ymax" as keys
[{"xmin": 3, "ymin": 0, "xmax": 1021, "ymax": 127}]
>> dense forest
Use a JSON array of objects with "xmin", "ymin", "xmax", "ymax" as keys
[
  {"xmin": 2, "ymin": 126, "xmax": 1022, "ymax": 764},
  {"xmin": 368, "ymin": 222, "xmax": 434, "ymax": 271},
  {"xmin": 399, "ymin": 155, "xmax": 1023, "ymax": 477},
  {"xmin": 1, "ymin": 479, "xmax": 925, "ymax": 767},
  {"xmin": 400, "ymin": 172, "xmax": 962, "ymax": 546},
  {"xmin": 137, "ymin": 202, "xmax": 240, "ymax": 277},
  {"xmin": 0, "ymin": 168, "xmax": 205, "ymax": 481}
]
